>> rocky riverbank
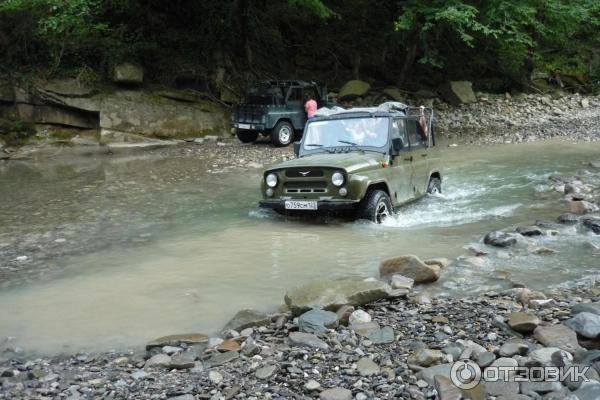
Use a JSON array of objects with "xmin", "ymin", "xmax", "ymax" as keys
[
  {"xmin": 2, "ymin": 277, "xmax": 600, "ymax": 400},
  {"xmin": 1, "ymin": 89, "xmax": 599, "ymax": 161}
]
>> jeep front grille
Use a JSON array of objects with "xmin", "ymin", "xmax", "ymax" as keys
[
  {"xmin": 284, "ymin": 181, "xmax": 327, "ymax": 194},
  {"xmin": 285, "ymin": 169, "xmax": 324, "ymax": 178}
]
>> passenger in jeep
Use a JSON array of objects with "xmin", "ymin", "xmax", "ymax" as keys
[{"xmin": 304, "ymin": 94, "xmax": 317, "ymax": 120}]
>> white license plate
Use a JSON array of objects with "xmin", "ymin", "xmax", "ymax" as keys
[
  {"xmin": 238, "ymin": 123, "xmax": 251, "ymax": 129},
  {"xmin": 285, "ymin": 200, "xmax": 318, "ymax": 210}
]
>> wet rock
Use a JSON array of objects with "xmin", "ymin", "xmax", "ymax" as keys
[
  {"xmin": 484, "ymin": 231, "xmax": 517, "ymax": 247},
  {"xmin": 255, "ymin": 364, "xmax": 277, "ymax": 380},
  {"xmin": 409, "ymin": 348, "xmax": 445, "ymax": 367},
  {"xmin": 169, "ymin": 353, "xmax": 196, "ymax": 369},
  {"xmin": 573, "ymin": 302, "xmax": 600, "ymax": 316},
  {"xmin": 558, "ymin": 213, "xmax": 580, "ymax": 224},
  {"xmin": 424, "ymin": 258, "xmax": 451, "ymax": 268},
  {"xmin": 298, "ymin": 309, "xmax": 338, "ymax": 334},
  {"xmin": 533, "ymin": 324, "xmax": 581, "ymax": 353},
  {"xmin": 349, "ymin": 310, "xmax": 371, "ymax": 325},
  {"xmin": 516, "ymin": 226, "xmax": 543, "ymax": 236},
  {"xmin": 583, "ymin": 217, "xmax": 600, "ymax": 234},
  {"xmin": 288, "ymin": 332, "xmax": 329, "ymax": 350},
  {"xmin": 564, "ymin": 312, "xmax": 600, "ymax": 339},
  {"xmin": 338, "ymin": 80, "xmax": 371, "ymax": 101},
  {"xmin": 516, "ymin": 289, "xmax": 547, "ymax": 306},
  {"xmin": 379, "ymin": 255, "xmax": 440, "ymax": 283},
  {"xmin": 357, "ymin": 357, "xmax": 380, "ymax": 376},
  {"xmin": 113, "ymin": 63, "xmax": 144, "ymax": 85},
  {"xmin": 146, "ymin": 333, "xmax": 209, "ymax": 350},
  {"xmin": 507, "ymin": 312, "xmax": 540, "ymax": 333},
  {"xmin": 222, "ymin": 309, "xmax": 270, "ymax": 332},
  {"xmin": 241, "ymin": 336, "xmax": 261, "ymax": 357},
  {"xmin": 569, "ymin": 200, "xmax": 599, "ymax": 214},
  {"xmin": 284, "ymin": 278, "xmax": 399, "ymax": 315},
  {"xmin": 319, "ymin": 387, "xmax": 352, "ymax": 400},
  {"xmin": 390, "ymin": 274, "xmax": 414, "ymax": 290}
]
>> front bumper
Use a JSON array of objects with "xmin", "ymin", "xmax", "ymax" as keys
[
  {"xmin": 234, "ymin": 123, "xmax": 265, "ymax": 131},
  {"xmin": 259, "ymin": 199, "xmax": 359, "ymax": 211}
]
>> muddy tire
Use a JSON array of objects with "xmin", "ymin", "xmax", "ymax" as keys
[
  {"xmin": 359, "ymin": 189, "xmax": 392, "ymax": 224},
  {"xmin": 236, "ymin": 130, "xmax": 258, "ymax": 143},
  {"xmin": 271, "ymin": 121, "xmax": 294, "ymax": 147},
  {"xmin": 427, "ymin": 176, "xmax": 442, "ymax": 194}
]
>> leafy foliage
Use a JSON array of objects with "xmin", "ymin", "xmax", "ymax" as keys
[{"xmin": 0, "ymin": 0, "xmax": 598, "ymax": 91}]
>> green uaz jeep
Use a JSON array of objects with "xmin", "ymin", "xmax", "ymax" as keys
[
  {"xmin": 258, "ymin": 102, "xmax": 442, "ymax": 223},
  {"xmin": 233, "ymin": 80, "xmax": 329, "ymax": 147}
]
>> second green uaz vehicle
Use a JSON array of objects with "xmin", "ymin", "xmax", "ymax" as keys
[{"xmin": 259, "ymin": 102, "xmax": 442, "ymax": 223}]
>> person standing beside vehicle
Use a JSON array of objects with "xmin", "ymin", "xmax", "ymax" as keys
[{"xmin": 304, "ymin": 93, "xmax": 317, "ymax": 120}]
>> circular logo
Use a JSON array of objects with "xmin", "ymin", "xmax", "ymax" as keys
[{"xmin": 450, "ymin": 359, "xmax": 482, "ymax": 390}]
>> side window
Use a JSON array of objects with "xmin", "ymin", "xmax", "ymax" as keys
[
  {"xmin": 287, "ymin": 87, "xmax": 303, "ymax": 103},
  {"xmin": 407, "ymin": 119, "xmax": 426, "ymax": 147},
  {"xmin": 392, "ymin": 118, "xmax": 408, "ymax": 145}
]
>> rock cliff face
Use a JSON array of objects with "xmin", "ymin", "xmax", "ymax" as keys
[{"xmin": 0, "ymin": 78, "xmax": 229, "ymax": 143}]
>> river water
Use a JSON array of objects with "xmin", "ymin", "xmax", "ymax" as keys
[{"xmin": 1, "ymin": 140, "xmax": 600, "ymax": 355}]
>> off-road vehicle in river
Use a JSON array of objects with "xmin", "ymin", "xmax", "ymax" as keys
[
  {"xmin": 233, "ymin": 80, "xmax": 329, "ymax": 147},
  {"xmin": 259, "ymin": 102, "xmax": 441, "ymax": 223}
]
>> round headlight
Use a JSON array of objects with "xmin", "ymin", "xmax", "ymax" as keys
[
  {"xmin": 332, "ymin": 172, "xmax": 344, "ymax": 187},
  {"xmin": 266, "ymin": 173, "xmax": 278, "ymax": 188}
]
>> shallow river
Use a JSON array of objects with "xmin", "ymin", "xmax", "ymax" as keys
[{"xmin": 1, "ymin": 140, "xmax": 600, "ymax": 355}]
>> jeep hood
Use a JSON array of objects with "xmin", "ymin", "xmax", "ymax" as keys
[{"xmin": 268, "ymin": 152, "xmax": 384, "ymax": 173}]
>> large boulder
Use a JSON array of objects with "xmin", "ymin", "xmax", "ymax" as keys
[
  {"xmin": 533, "ymin": 324, "xmax": 581, "ymax": 354},
  {"xmin": 379, "ymin": 255, "xmax": 440, "ymax": 284},
  {"xmin": 284, "ymin": 278, "xmax": 402, "ymax": 316},
  {"xmin": 298, "ymin": 309, "xmax": 338, "ymax": 333},
  {"xmin": 113, "ymin": 63, "xmax": 144, "ymax": 85},
  {"xmin": 583, "ymin": 218, "xmax": 600, "ymax": 234},
  {"xmin": 484, "ymin": 231, "xmax": 517, "ymax": 247},
  {"xmin": 382, "ymin": 87, "xmax": 404, "ymax": 102},
  {"xmin": 439, "ymin": 81, "xmax": 477, "ymax": 105},
  {"xmin": 337, "ymin": 80, "xmax": 371, "ymax": 101},
  {"xmin": 222, "ymin": 309, "xmax": 270, "ymax": 332}
]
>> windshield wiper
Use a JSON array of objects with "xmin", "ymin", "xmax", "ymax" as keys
[
  {"xmin": 305, "ymin": 143, "xmax": 323, "ymax": 147},
  {"xmin": 338, "ymin": 140, "xmax": 358, "ymax": 146}
]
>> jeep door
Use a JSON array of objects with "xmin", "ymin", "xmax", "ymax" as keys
[
  {"xmin": 284, "ymin": 87, "xmax": 306, "ymax": 130},
  {"xmin": 406, "ymin": 118, "xmax": 430, "ymax": 197},
  {"xmin": 388, "ymin": 118, "xmax": 414, "ymax": 205}
]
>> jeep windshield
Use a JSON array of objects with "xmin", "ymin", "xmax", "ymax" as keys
[{"xmin": 303, "ymin": 117, "xmax": 388, "ymax": 151}]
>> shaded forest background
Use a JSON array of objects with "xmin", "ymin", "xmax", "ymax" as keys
[{"xmin": 1, "ymin": 0, "xmax": 599, "ymax": 94}]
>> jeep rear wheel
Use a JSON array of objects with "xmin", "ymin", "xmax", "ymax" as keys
[
  {"xmin": 271, "ymin": 121, "xmax": 294, "ymax": 147},
  {"xmin": 427, "ymin": 176, "xmax": 442, "ymax": 194},
  {"xmin": 236, "ymin": 130, "xmax": 258, "ymax": 143},
  {"xmin": 360, "ymin": 190, "xmax": 392, "ymax": 224}
]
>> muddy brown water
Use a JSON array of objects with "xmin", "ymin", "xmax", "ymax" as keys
[{"xmin": 1, "ymin": 140, "xmax": 600, "ymax": 354}]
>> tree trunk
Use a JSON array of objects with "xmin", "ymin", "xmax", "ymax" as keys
[{"xmin": 398, "ymin": 39, "xmax": 417, "ymax": 88}]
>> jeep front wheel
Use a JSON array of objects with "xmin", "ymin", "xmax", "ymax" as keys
[
  {"xmin": 236, "ymin": 130, "xmax": 258, "ymax": 143},
  {"xmin": 271, "ymin": 121, "xmax": 294, "ymax": 147},
  {"xmin": 359, "ymin": 190, "xmax": 392, "ymax": 224}
]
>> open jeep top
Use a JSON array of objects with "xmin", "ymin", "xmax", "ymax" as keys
[{"xmin": 296, "ymin": 101, "xmax": 435, "ymax": 157}]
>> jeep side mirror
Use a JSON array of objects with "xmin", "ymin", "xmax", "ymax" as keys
[
  {"xmin": 293, "ymin": 141, "xmax": 300, "ymax": 157},
  {"xmin": 391, "ymin": 137, "xmax": 404, "ymax": 154}
]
